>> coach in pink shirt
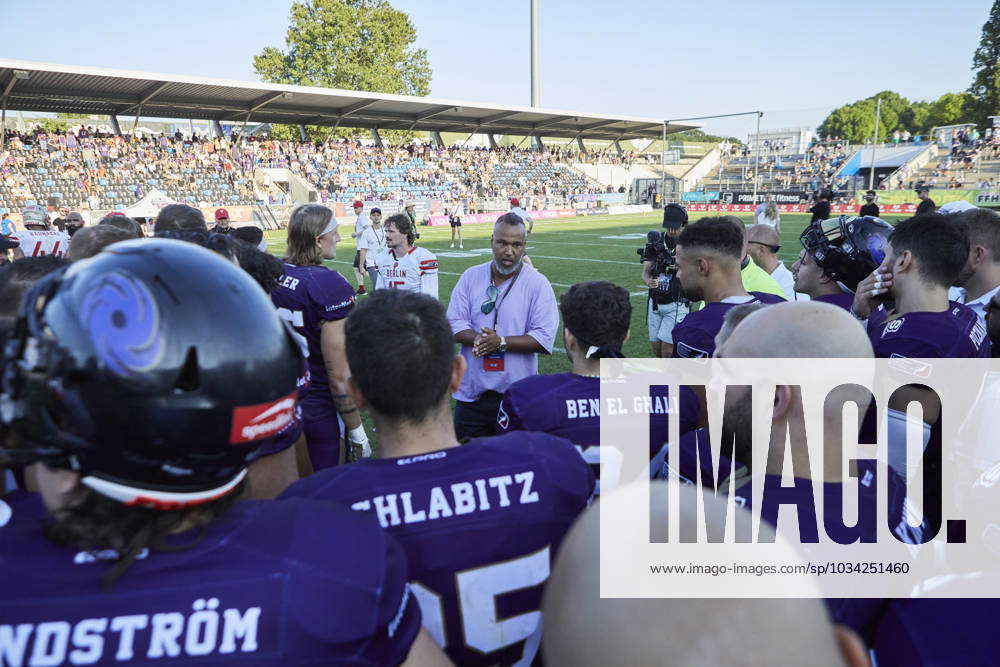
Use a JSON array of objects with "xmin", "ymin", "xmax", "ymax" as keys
[{"xmin": 447, "ymin": 213, "xmax": 558, "ymax": 440}]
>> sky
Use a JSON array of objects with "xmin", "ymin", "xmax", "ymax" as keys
[{"xmin": 0, "ymin": 0, "xmax": 992, "ymax": 139}]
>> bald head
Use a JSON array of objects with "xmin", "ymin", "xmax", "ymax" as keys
[
  {"xmin": 748, "ymin": 224, "xmax": 780, "ymax": 247},
  {"xmin": 721, "ymin": 301, "xmax": 873, "ymax": 358},
  {"xmin": 543, "ymin": 482, "xmax": 859, "ymax": 667}
]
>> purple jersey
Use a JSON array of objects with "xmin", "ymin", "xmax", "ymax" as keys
[
  {"xmin": 867, "ymin": 301, "xmax": 991, "ymax": 359},
  {"xmin": 651, "ymin": 427, "xmax": 746, "ymax": 488},
  {"xmin": 672, "ymin": 292, "xmax": 787, "ymax": 359},
  {"xmin": 498, "ymin": 373, "xmax": 700, "ymax": 494},
  {"xmin": 270, "ymin": 263, "xmax": 355, "ymax": 395},
  {"xmin": 731, "ymin": 459, "xmax": 921, "ymax": 550},
  {"xmin": 0, "ymin": 499, "xmax": 420, "ymax": 665},
  {"xmin": 280, "ymin": 431, "xmax": 595, "ymax": 666},
  {"xmin": 813, "ymin": 291, "xmax": 855, "ymax": 311},
  {"xmin": 0, "ymin": 490, "xmax": 45, "ymax": 530},
  {"xmin": 872, "ymin": 580, "xmax": 999, "ymax": 666}
]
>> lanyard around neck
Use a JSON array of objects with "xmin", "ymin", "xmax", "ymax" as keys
[{"xmin": 490, "ymin": 267, "xmax": 521, "ymax": 329}]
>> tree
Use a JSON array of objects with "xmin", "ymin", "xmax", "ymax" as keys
[
  {"xmin": 254, "ymin": 0, "xmax": 432, "ymax": 141},
  {"xmin": 969, "ymin": 0, "xmax": 1000, "ymax": 126},
  {"xmin": 817, "ymin": 101, "xmax": 879, "ymax": 143},
  {"xmin": 928, "ymin": 92, "xmax": 977, "ymax": 128},
  {"xmin": 899, "ymin": 101, "xmax": 931, "ymax": 135}
]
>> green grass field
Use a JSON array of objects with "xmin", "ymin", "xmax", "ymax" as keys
[{"xmin": 264, "ymin": 211, "xmax": 910, "ymax": 374}]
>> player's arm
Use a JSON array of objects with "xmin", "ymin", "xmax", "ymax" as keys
[
  {"xmin": 320, "ymin": 319, "xmax": 362, "ymax": 431},
  {"xmin": 419, "ymin": 253, "xmax": 439, "ymax": 299},
  {"xmin": 357, "ymin": 232, "xmax": 369, "ymax": 269}
]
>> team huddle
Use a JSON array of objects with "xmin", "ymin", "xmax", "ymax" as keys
[{"xmin": 1, "ymin": 198, "xmax": 1000, "ymax": 665}]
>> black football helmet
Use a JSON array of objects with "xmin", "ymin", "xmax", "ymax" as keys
[
  {"xmin": 800, "ymin": 215, "xmax": 893, "ymax": 291},
  {"xmin": 0, "ymin": 238, "xmax": 302, "ymax": 508}
]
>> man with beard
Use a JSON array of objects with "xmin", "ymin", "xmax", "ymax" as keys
[
  {"xmin": 947, "ymin": 207, "xmax": 1000, "ymax": 323},
  {"xmin": 670, "ymin": 217, "xmax": 785, "ymax": 359},
  {"xmin": 447, "ymin": 213, "xmax": 559, "ymax": 440}
]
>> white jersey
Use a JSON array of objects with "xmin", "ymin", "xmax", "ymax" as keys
[
  {"xmin": 356, "ymin": 225, "xmax": 387, "ymax": 268},
  {"xmin": 374, "ymin": 246, "xmax": 439, "ymax": 299},
  {"xmin": 10, "ymin": 229, "xmax": 71, "ymax": 258},
  {"xmin": 354, "ymin": 212, "xmax": 370, "ymax": 238},
  {"xmin": 509, "ymin": 206, "xmax": 532, "ymax": 223}
]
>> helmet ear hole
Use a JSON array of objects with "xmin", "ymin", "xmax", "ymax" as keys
[{"xmin": 173, "ymin": 347, "xmax": 200, "ymax": 392}]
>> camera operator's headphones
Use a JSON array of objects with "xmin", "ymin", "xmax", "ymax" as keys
[{"xmin": 662, "ymin": 203, "xmax": 688, "ymax": 230}]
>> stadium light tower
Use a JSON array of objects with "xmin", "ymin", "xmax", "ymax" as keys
[{"xmin": 531, "ymin": 0, "xmax": 540, "ymax": 107}]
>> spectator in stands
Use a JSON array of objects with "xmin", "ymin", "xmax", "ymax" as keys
[
  {"xmin": 447, "ymin": 213, "xmax": 558, "ymax": 440},
  {"xmin": 210, "ymin": 207, "xmax": 232, "ymax": 234},
  {"xmin": 98, "ymin": 212, "xmax": 143, "ymax": 238},
  {"xmin": 152, "ymin": 203, "xmax": 208, "ymax": 234},
  {"xmin": 747, "ymin": 224, "xmax": 801, "ymax": 301},
  {"xmin": 860, "ymin": 190, "xmax": 880, "ymax": 217},
  {"xmin": 67, "ymin": 224, "xmax": 135, "ymax": 262},
  {"xmin": 916, "ymin": 186, "xmax": 936, "ymax": 215},
  {"xmin": 809, "ymin": 189, "xmax": 832, "ymax": 223}
]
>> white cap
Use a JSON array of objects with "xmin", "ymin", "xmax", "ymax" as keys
[{"xmin": 938, "ymin": 200, "xmax": 977, "ymax": 215}]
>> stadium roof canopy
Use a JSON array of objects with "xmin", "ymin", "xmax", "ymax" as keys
[{"xmin": 0, "ymin": 59, "xmax": 697, "ymax": 141}]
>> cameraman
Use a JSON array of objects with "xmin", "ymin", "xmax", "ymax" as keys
[{"xmin": 642, "ymin": 203, "xmax": 689, "ymax": 357}]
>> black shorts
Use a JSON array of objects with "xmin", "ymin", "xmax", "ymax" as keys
[
  {"xmin": 449, "ymin": 216, "xmax": 462, "ymax": 227},
  {"xmin": 352, "ymin": 250, "xmax": 361, "ymax": 268}
]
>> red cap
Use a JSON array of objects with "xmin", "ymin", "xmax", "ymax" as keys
[
  {"xmin": 214, "ymin": 208, "xmax": 230, "ymax": 221},
  {"xmin": 352, "ymin": 200, "xmax": 364, "ymax": 209},
  {"xmin": 509, "ymin": 198, "xmax": 520, "ymax": 207}
]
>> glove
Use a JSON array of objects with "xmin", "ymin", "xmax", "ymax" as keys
[{"xmin": 347, "ymin": 425, "xmax": 372, "ymax": 461}]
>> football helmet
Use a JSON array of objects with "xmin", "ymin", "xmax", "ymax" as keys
[
  {"xmin": 800, "ymin": 215, "xmax": 893, "ymax": 291},
  {"xmin": 0, "ymin": 238, "xmax": 302, "ymax": 508}
]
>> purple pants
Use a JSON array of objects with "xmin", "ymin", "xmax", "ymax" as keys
[{"xmin": 301, "ymin": 391, "xmax": 344, "ymax": 470}]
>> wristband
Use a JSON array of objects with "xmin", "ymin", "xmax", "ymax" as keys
[{"xmin": 348, "ymin": 425, "xmax": 369, "ymax": 443}]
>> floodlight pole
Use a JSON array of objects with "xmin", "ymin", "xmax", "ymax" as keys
[
  {"xmin": 531, "ymin": 0, "xmax": 540, "ymax": 107},
  {"xmin": 868, "ymin": 97, "xmax": 882, "ymax": 191},
  {"xmin": 752, "ymin": 111, "xmax": 762, "ymax": 205},
  {"xmin": 661, "ymin": 121, "xmax": 667, "ymax": 207}
]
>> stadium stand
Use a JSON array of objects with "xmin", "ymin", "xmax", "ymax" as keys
[
  {"xmin": 0, "ymin": 129, "xmax": 259, "ymax": 213},
  {"xmin": 1, "ymin": 128, "xmax": 609, "ymax": 214}
]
